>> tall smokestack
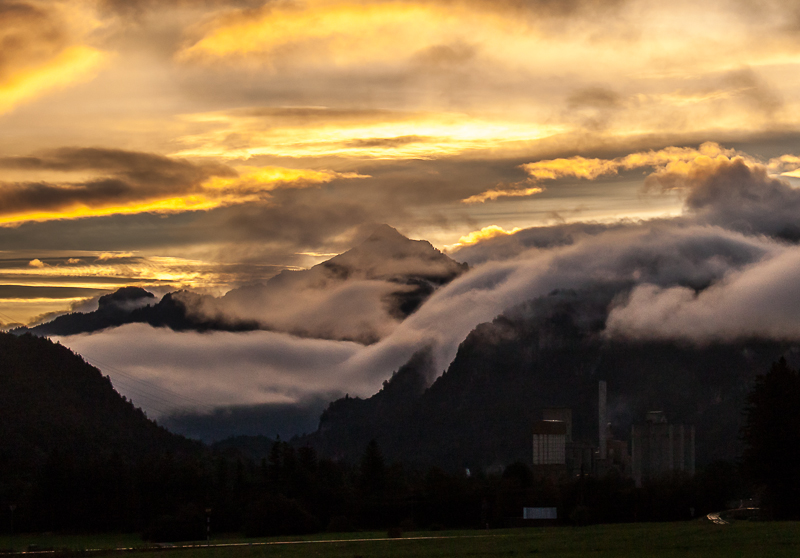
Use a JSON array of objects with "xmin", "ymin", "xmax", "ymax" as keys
[{"xmin": 599, "ymin": 380, "xmax": 607, "ymax": 460}]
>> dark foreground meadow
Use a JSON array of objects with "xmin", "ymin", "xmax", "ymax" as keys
[{"xmin": 4, "ymin": 522, "xmax": 800, "ymax": 558}]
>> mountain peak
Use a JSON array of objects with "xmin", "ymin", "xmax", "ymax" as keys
[
  {"xmin": 98, "ymin": 286, "xmax": 155, "ymax": 310},
  {"xmin": 364, "ymin": 224, "xmax": 409, "ymax": 243},
  {"xmin": 330, "ymin": 224, "xmax": 460, "ymax": 273}
]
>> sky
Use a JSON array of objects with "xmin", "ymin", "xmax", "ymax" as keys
[{"xmin": 4, "ymin": 0, "xmax": 800, "ymax": 438}]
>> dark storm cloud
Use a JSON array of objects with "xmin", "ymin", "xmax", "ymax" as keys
[
  {"xmin": 648, "ymin": 157, "xmax": 800, "ymax": 240},
  {"xmin": 0, "ymin": 179, "xmax": 134, "ymax": 214},
  {"xmin": 348, "ymin": 157, "xmax": 529, "ymax": 207},
  {"xmin": 0, "ymin": 147, "xmax": 234, "ymax": 183},
  {"xmin": 0, "ymin": 196, "xmax": 373, "ymax": 259},
  {"xmin": 0, "ymin": 147, "xmax": 236, "ymax": 217},
  {"xmin": 0, "ymin": 211, "xmax": 203, "ymax": 251}
]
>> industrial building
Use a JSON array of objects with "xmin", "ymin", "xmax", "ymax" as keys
[
  {"xmin": 532, "ymin": 383, "xmax": 692, "ymax": 484},
  {"xmin": 630, "ymin": 411, "xmax": 695, "ymax": 487},
  {"xmin": 532, "ymin": 419, "xmax": 567, "ymax": 467}
]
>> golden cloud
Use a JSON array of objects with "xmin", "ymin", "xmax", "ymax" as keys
[
  {"xmin": 203, "ymin": 166, "xmax": 368, "ymax": 193},
  {"xmin": 464, "ymin": 144, "xmax": 748, "ymax": 207},
  {"xmin": 0, "ymin": 45, "xmax": 107, "ymax": 114},
  {"xmin": 97, "ymin": 251, "xmax": 135, "ymax": 261},
  {"xmin": 767, "ymin": 154, "xmax": 800, "ymax": 176},
  {"xmin": 0, "ymin": 1, "xmax": 107, "ymax": 114},
  {"xmin": 159, "ymin": 0, "xmax": 800, "ymax": 167},
  {"xmin": 0, "ymin": 158, "xmax": 368, "ymax": 226},
  {"xmin": 521, "ymin": 156, "xmax": 619, "ymax": 181},
  {"xmin": 461, "ymin": 187, "xmax": 543, "ymax": 204},
  {"xmin": 444, "ymin": 224, "xmax": 521, "ymax": 250},
  {"xmin": 175, "ymin": 109, "xmax": 562, "ymax": 161},
  {"xmin": 178, "ymin": 0, "xmax": 523, "ymax": 67},
  {"xmin": 0, "ymin": 253, "xmax": 241, "ymax": 294},
  {"xmin": 520, "ymin": 142, "xmax": 747, "ymax": 186}
]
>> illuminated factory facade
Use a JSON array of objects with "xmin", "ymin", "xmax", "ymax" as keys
[{"xmin": 532, "ymin": 417, "xmax": 568, "ymax": 465}]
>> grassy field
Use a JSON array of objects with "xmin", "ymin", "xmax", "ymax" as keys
[{"xmin": 3, "ymin": 522, "xmax": 800, "ymax": 558}]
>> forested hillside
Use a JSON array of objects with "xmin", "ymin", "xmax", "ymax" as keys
[
  {"xmin": 306, "ymin": 288, "xmax": 800, "ymax": 469},
  {"xmin": 0, "ymin": 332, "xmax": 204, "ymax": 532}
]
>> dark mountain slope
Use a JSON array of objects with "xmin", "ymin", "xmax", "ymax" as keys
[
  {"xmin": 305, "ymin": 288, "xmax": 799, "ymax": 470},
  {"xmin": 0, "ymin": 332, "xmax": 200, "ymax": 479},
  {"xmin": 312, "ymin": 347, "xmax": 433, "ymax": 461},
  {"xmin": 18, "ymin": 287, "xmax": 259, "ymax": 337},
  {"xmin": 0, "ymin": 332, "xmax": 204, "ymax": 532}
]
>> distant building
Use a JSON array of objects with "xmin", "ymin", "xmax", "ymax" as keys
[
  {"xmin": 532, "ymin": 420, "xmax": 567, "ymax": 465},
  {"xmin": 535, "ymin": 409, "xmax": 593, "ymax": 478},
  {"xmin": 543, "ymin": 408, "xmax": 572, "ymax": 443},
  {"xmin": 630, "ymin": 411, "xmax": 695, "ymax": 487},
  {"xmin": 532, "ymin": 384, "xmax": 635, "ymax": 479}
]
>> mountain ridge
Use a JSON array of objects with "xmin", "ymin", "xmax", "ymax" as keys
[{"xmin": 16, "ymin": 225, "xmax": 467, "ymax": 343}]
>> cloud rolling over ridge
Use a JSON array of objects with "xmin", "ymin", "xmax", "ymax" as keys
[{"xmin": 44, "ymin": 148, "xmax": 800, "ymax": 439}]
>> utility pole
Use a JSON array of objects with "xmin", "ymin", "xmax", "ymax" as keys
[
  {"xmin": 205, "ymin": 508, "xmax": 212, "ymax": 544},
  {"xmin": 9, "ymin": 504, "xmax": 16, "ymax": 550}
]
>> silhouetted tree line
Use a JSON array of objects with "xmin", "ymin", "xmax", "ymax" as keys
[
  {"xmin": 1, "ymin": 436, "xmax": 748, "ymax": 541},
  {"xmin": 741, "ymin": 358, "xmax": 800, "ymax": 519}
]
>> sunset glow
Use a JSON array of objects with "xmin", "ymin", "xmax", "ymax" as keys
[{"xmin": 2, "ymin": 0, "xmax": 800, "ymax": 329}]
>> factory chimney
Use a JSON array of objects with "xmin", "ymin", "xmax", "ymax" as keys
[{"xmin": 599, "ymin": 380, "xmax": 607, "ymax": 460}]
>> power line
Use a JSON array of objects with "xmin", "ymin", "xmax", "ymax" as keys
[
  {"xmin": 1, "ymin": 325, "xmax": 220, "ymax": 416},
  {"xmin": 0, "ymin": 310, "xmax": 22, "ymax": 327},
  {"xmin": 82, "ymin": 353, "xmax": 214, "ymax": 408},
  {"xmin": 79, "ymin": 352, "xmax": 217, "ymax": 416}
]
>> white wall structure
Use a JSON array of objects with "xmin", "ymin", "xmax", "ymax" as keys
[{"xmin": 532, "ymin": 420, "xmax": 567, "ymax": 465}]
